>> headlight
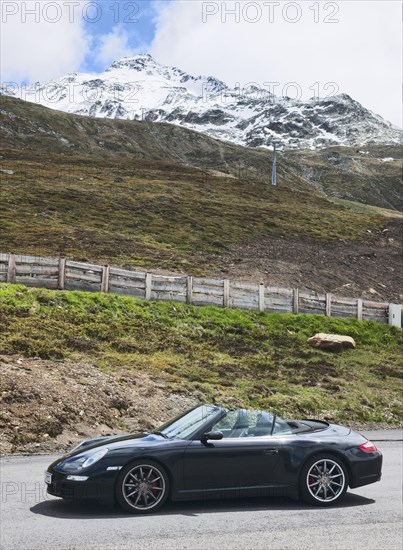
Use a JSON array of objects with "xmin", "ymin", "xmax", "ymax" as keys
[
  {"xmin": 56, "ymin": 447, "xmax": 109, "ymax": 473},
  {"xmin": 82, "ymin": 448, "xmax": 109, "ymax": 468}
]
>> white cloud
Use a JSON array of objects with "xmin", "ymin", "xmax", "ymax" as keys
[
  {"xmin": 94, "ymin": 25, "xmax": 132, "ymax": 67},
  {"xmin": 149, "ymin": 0, "xmax": 402, "ymax": 127},
  {"xmin": 0, "ymin": 0, "xmax": 89, "ymax": 83}
]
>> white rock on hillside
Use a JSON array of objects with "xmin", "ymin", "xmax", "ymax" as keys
[{"xmin": 307, "ymin": 333, "xmax": 356, "ymax": 351}]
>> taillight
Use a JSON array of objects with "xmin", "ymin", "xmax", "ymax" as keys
[{"xmin": 359, "ymin": 440, "xmax": 378, "ymax": 453}]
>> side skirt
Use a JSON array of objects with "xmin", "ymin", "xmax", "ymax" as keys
[{"xmin": 172, "ymin": 484, "xmax": 296, "ymax": 502}]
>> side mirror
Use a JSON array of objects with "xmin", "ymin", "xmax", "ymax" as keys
[{"xmin": 202, "ymin": 430, "xmax": 224, "ymax": 442}]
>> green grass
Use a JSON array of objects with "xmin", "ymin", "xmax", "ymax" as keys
[{"xmin": 1, "ymin": 284, "xmax": 401, "ymax": 425}]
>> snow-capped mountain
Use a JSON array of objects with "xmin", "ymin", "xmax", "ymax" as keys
[{"xmin": 3, "ymin": 54, "xmax": 401, "ymax": 149}]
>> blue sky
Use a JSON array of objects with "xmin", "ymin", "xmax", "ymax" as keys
[{"xmin": 82, "ymin": 0, "xmax": 162, "ymax": 72}]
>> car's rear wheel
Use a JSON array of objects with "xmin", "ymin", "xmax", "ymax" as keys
[
  {"xmin": 116, "ymin": 460, "xmax": 170, "ymax": 513},
  {"xmin": 300, "ymin": 454, "xmax": 348, "ymax": 506}
]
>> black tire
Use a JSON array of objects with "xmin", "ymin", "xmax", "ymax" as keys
[
  {"xmin": 299, "ymin": 453, "xmax": 348, "ymax": 506},
  {"xmin": 115, "ymin": 460, "xmax": 170, "ymax": 514}
]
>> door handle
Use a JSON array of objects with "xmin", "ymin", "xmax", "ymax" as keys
[{"xmin": 264, "ymin": 449, "xmax": 278, "ymax": 455}]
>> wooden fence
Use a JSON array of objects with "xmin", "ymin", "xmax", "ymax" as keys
[{"xmin": 0, "ymin": 253, "xmax": 400, "ymax": 326}]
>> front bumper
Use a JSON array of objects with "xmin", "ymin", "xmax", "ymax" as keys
[{"xmin": 46, "ymin": 470, "xmax": 116, "ymax": 502}]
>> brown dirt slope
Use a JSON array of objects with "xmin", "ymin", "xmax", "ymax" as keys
[
  {"xmin": 211, "ymin": 219, "xmax": 403, "ymax": 302},
  {"xmin": 0, "ymin": 354, "xmax": 197, "ymax": 455}
]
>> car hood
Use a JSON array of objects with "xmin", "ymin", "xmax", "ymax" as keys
[{"xmin": 65, "ymin": 432, "xmax": 168, "ymax": 458}]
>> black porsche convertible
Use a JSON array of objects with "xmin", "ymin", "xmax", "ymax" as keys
[{"xmin": 46, "ymin": 404, "xmax": 382, "ymax": 513}]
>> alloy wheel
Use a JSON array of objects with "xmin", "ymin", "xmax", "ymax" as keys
[
  {"xmin": 122, "ymin": 464, "xmax": 166, "ymax": 511},
  {"xmin": 306, "ymin": 458, "xmax": 345, "ymax": 503}
]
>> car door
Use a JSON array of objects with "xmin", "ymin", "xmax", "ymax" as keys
[{"xmin": 183, "ymin": 436, "xmax": 284, "ymax": 495}]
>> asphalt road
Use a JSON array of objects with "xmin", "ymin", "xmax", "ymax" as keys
[{"xmin": 0, "ymin": 435, "xmax": 402, "ymax": 550}]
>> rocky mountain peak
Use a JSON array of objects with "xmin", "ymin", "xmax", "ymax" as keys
[
  {"xmin": 108, "ymin": 53, "xmax": 157, "ymax": 72},
  {"xmin": 2, "ymin": 56, "xmax": 401, "ymax": 150}
]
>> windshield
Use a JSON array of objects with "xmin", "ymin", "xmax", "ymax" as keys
[{"xmin": 157, "ymin": 405, "xmax": 220, "ymax": 439}]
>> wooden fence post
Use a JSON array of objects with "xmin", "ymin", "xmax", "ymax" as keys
[
  {"xmin": 223, "ymin": 279, "xmax": 230, "ymax": 308},
  {"xmin": 145, "ymin": 273, "xmax": 152, "ymax": 300},
  {"xmin": 293, "ymin": 288, "xmax": 299, "ymax": 314},
  {"xmin": 187, "ymin": 276, "xmax": 193, "ymax": 305},
  {"xmin": 101, "ymin": 265, "xmax": 110, "ymax": 293},
  {"xmin": 357, "ymin": 298, "xmax": 363, "ymax": 321},
  {"xmin": 259, "ymin": 284, "xmax": 265, "ymax": 312},
  {"xmin": 325, "ymin": 293, "xmax": 332, "ymax": 317},
  {"xmin": 7, "ymin": 254, "xmax": 16, "ymax": 284},
  {"xmin": 58, "ymin": 258, "xmax": 66, "ymax": 290}
]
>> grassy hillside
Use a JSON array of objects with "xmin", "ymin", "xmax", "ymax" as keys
[
  {"xmin": 283, "ymin": 145, "xmax": 403, "ymax": 211},
  {"xmin": 1, "ymin": 149, "xmax": 396, "ymax": 258},
  {"xmin": 1, "ymin": 96, "xmax": 402, "ymax": 300},
  {"xmin": 1, "ymin": 96, "xmax": 307, "ymax": 193},
  {"xmin": 1, "ymin": 96, "xmax": 402, "ymax": 210},
  {"xmin": 1, "ymin": 148, "xmax": 402, "ymax": 300},
  {"xmin": 1, "ymin": 284, "xmax": 401, "ymax": 450}
]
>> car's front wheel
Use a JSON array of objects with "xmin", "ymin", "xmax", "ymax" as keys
[
  {"xmin": 115, "ymin": 460, "xmax": 170, "ymax": 513},
  {"xmin": 300, "ymin": 454, "xmax": 348, "ymax": 506}
]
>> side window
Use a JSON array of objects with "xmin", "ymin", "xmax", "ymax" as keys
[
  {"xmin": 212, "ymin": 411, "xmax": 239, "ymax": 437},
  {"xmin": 212, "ymin": 409, "xmax": 266, "ymax": 438},
  {"xmin": 272, "ymin": 416, "xmax": 293, "ymax": 435},
  {"xmin": 246, "ymin": 411, "xmax": 274, "ymax": 437},
  {"xmin": 212, "ymin": 409, "xmax": 255, "ymax": 438},
  {"xmin": 212, "ymin": 410, "xmax": 293, "ymax": 438}
]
